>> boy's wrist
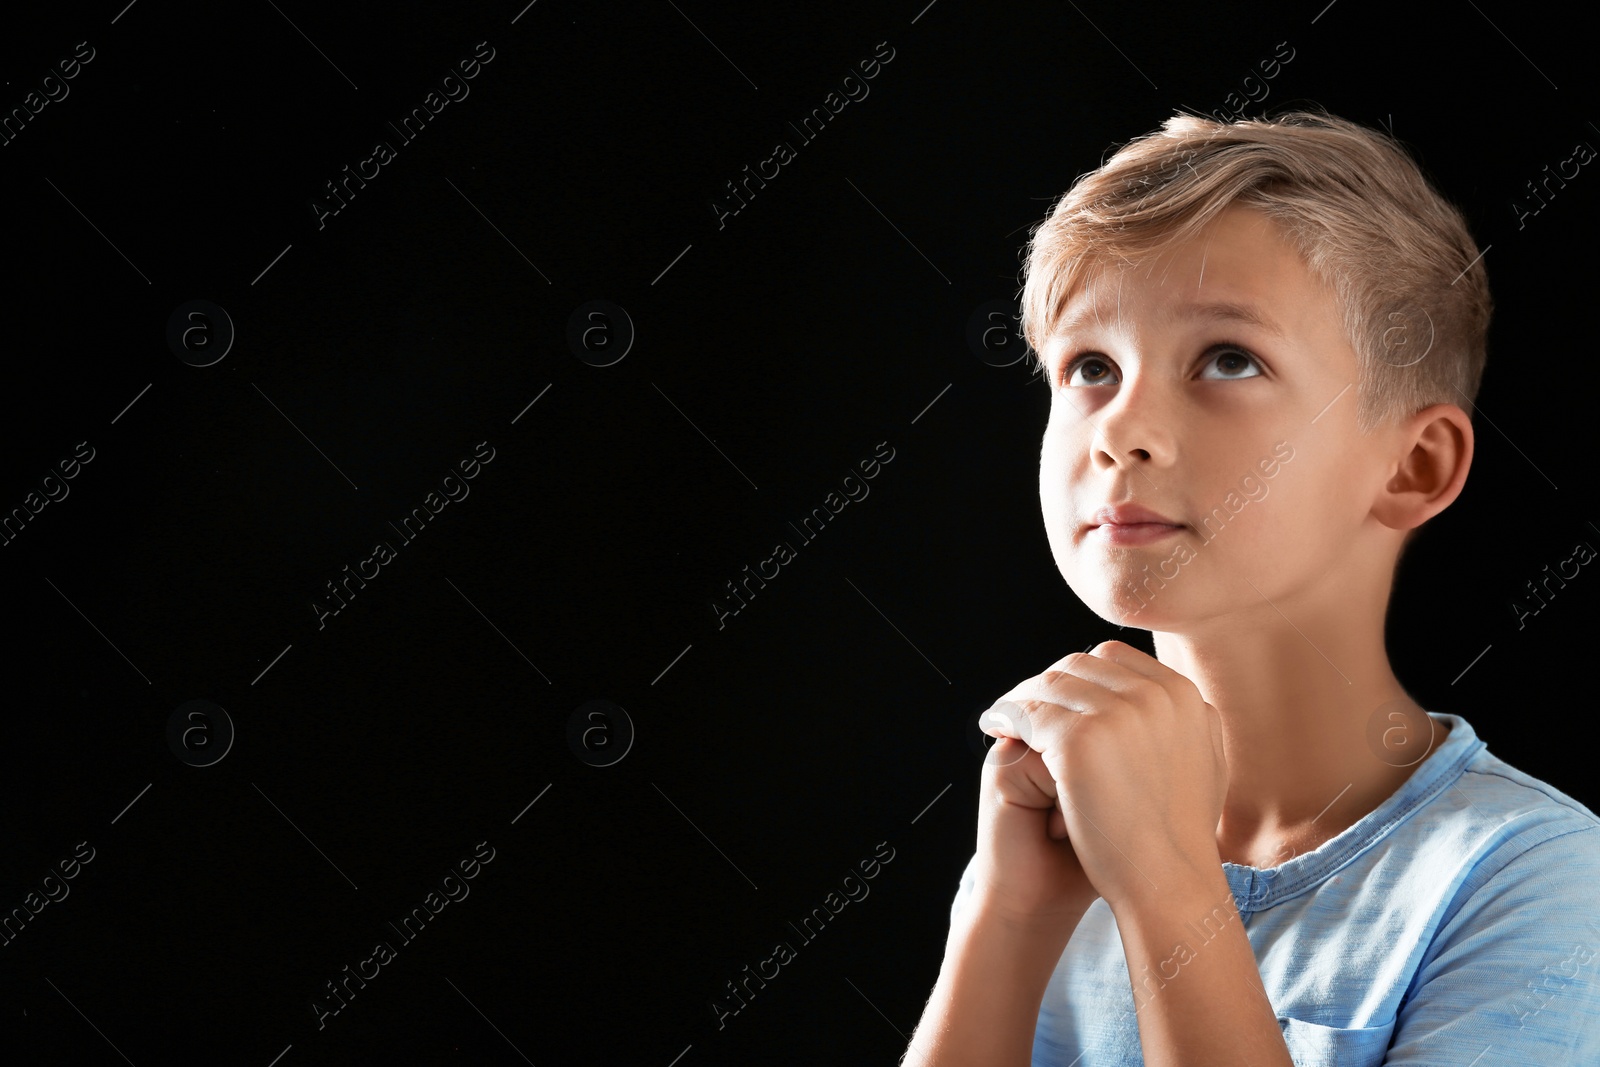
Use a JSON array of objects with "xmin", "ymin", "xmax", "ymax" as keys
[
  {"xmin": 966, "ymin": 885, "xmax": 1098, "ymax": 943},
  {"xmin": 952, "ymin": 891, "xmax": 1091, "ymax": 982}
]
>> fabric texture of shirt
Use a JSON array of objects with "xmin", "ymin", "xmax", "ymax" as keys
[{"xmin": 947, "ymin": 712, "xmax": 1600, "ymax": 1065}]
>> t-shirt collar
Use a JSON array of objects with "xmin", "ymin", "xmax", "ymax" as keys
[{"xmin": 1221, "ymin": 711, "xmax": 1485, "ymax": 913}]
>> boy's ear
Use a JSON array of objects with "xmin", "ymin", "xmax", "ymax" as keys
[{"xmin": 1372, "ymin": 403, "xmax": 1474, "ymax": 534}]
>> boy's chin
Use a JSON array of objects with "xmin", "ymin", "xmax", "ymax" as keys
[{"xmin": 1075, "ymin": 584, "xmax": 1186, "ymax": 631}]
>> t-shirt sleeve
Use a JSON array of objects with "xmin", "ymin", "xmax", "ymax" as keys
[{"xmin": 1383, "ymin": 826, "xmax": 1600, "ymax": 1064}]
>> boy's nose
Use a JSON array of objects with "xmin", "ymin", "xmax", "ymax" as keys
[{"xmin": 1088, "ymin": 386, "xmax": 1178, "ymax": 470}]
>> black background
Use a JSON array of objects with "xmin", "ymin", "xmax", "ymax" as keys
[{"xmin": 1, "ymin": 0, "xmax": 1595, "ymax": 1063}]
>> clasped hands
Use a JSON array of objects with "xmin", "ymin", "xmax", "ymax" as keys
[{"xmin": 973, "ymin": 640, "xmax": 1230, "ymax": 925}]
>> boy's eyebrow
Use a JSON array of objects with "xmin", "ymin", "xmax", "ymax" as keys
[{"xmin": 1052, "ymin": 300, "xmax": 1287, "ymax": 344}]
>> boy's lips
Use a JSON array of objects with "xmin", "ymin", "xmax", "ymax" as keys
[
  {"xmin": 1081, "ymin": 504, "xmax": 1187, "ymax": 546},
  {"xmin": 1084, "ymin": 503, "xmax": 1185, "ymax": 530}
]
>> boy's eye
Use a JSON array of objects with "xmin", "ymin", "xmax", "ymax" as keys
[
  {"xmin": 1057, "ymin": 344, "xmax": 1264, "ymax": 387},
  {"xmin": 1198, "ymin": 346, "xmax": 1265, "ymax": 381},
  {"xmin": 1060, "ymin": 353, "xmax": 1116, "ymax": 387}
]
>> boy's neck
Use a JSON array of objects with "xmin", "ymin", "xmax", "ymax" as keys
[{"xmin": 1151, "ymin": 616, "xmax": 1445, "ymax": 871}]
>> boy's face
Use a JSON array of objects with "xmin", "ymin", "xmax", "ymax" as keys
[{"xmin": 1038, "ymin": 203, "xmax": 1397, "ymax": 628}]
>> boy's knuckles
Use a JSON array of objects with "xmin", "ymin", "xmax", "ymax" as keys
[
  {"xmin": 1123, "ymin": 677, "xmax": 1163, "ymax": 704},
  {"xmin": 1040, "ymin": 665, "xmax": 1076, "ymax": 687}
]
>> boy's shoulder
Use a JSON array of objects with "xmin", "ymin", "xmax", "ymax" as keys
[
  {"xmin": 1406, "ymin": 712, "xmax": 1600, "ymax": 887},
  {"xmin": 1453, "ymin": 720, "xmax": 1600, "ymax": 834}
]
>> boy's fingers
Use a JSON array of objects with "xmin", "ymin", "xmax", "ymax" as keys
[
  {"xmin": 980, "ymin": 701, "xmax": 1040, "ymax": 764},
  {"xmin": 986, "ymin": 738, "xmax": 1063, "ymax": 812},
  {"xmin": 1048, "ymin": 806, "xmax": 1069, "ymax": 839}
]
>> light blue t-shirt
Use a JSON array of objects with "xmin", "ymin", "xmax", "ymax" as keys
[{"xmin": 948, "ymin": 712, "xmax": 1600, "ymax": 1065}]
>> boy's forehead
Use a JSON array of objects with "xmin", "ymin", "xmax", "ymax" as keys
[
  {"xmin": 1052, "ymin": 294, "xmax": 1289, "ymax": 344},
  {"xmin": 1050, "ymin": 213, "xmax": 1325, "ymax": 348}
]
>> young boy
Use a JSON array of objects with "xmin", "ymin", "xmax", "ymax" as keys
[{"xmin": 907, "ymin": 109, "xmax": 1600, "ymax": 1066}]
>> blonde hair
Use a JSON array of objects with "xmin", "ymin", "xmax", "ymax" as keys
[{"xmin": 1018, "ymin": 106, "xmax": 1492, "ymax": 438}]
